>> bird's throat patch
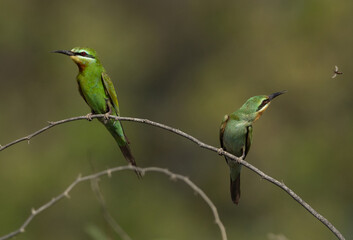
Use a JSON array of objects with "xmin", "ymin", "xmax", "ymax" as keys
[
  {"xmin": 70, "ymin": 56, "xmax": 86, "ymax": 71},
  {"xmin": 255, "ymin": 103, "xmax": 270, "ymax": 121}
]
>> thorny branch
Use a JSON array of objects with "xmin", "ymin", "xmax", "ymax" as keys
[
  {"xmin": 0, "ymin": 166, "xmax": 227, "ymax": 240},
  {"xmin": 0, "ymin": 114, "xmax": 346, "ymax": 240}
]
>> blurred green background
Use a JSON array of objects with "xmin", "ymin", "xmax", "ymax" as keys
[{"xmin": 0, "ymin": 0, "xmax": 352, "ymax": 239}]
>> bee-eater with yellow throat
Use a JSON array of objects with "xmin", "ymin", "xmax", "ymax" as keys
[
  {"xmin": 53, "ymin": 47, "xmax": 138, "ymax": 171},
  {"xmin": 220, "ymin": 91, "xmax": 286, "ymax": 204}
]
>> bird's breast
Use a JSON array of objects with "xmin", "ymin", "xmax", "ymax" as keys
[
  {"xmin": 77, "ymin": 74, "xmax": 107, "ymax": 113},
  {"xmin": 223, "ymin": 120, "xmax": 248, "ymax": 157}
]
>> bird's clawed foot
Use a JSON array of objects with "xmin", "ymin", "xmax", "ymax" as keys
[
  {"xmin": 104, "ymin": 112, "xmax": 110, "ymax": 120},
  {"xmin": 239, "ymin": 147, "xmax": 246, "ymax": 161},
  {"xmin": 86, "ymin": 113, "xmax": 93, "ymax": 121},
  {"xmin": 103, "ymin": 111, "xmax": 111, "ymax": 124},
  {"xmin": 217, "ymin": 148, "xmax": 224, "ymax": 155},
  {"xmin": 103, "ymin": 99, "xmax": 112, "ymax": 123}
]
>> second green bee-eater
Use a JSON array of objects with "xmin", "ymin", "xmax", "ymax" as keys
[
  {"xmin": 220, "ymin": 91, "xmax": 286, "ymax": 204},
  {"xmin": 53, "ymin": 47, "xmax": 138, "ymax": 171}
]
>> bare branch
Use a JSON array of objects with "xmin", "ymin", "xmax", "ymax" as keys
[
  {"xmin": 0, "ymin": 114, "xmax": 346, "ymax": 240},
  {"xmin": 0, "ymin": 166, "xmax": 227, "ymax": 240},
  {"xmin": 0, "ymin": 115, "xmax": 91, "ymax": 151}
]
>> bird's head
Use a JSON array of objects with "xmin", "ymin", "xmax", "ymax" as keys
[
  {"xmin": 239, "ymin": 90, "xmax": 286, "ymax": 122},
  {"xmin": 53, "ymin": 47, "xmax": 99, "ymax": 71}
]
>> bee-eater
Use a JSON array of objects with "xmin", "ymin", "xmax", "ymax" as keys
[
  {"xmin": 53, "ymin": 47, "xmax": 139, "ymax": 173},
  {"xmin": 219, "ymin": 91, "xmax": 286, "ymax": 204}
]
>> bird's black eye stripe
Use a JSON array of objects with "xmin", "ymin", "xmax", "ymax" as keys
[
  {"xmin": 74, "ymin": 52, "xmax": 95, "ymax": 58},
  {"xmin": 257, "ymin": 99, "xmax": 270, "ymax": 111}
]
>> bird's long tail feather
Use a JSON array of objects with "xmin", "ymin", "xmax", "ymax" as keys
[
  {"xmin": 119, "ymin": 144, "xmax": 142, "ymax": 178},
  {"xmin": 230, "ymin": 174, "xmax": 241, "ymax": 205},
  {"xmin": 102, "ymin": 119, "xmax": 142, "ymax": 178}
]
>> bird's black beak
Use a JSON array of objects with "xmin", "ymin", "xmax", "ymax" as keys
[
  {"xmin": 52, "ymin": 50, "xmax": 74, "ymax": 56},
  {"xmin": 268, "ymin": 90, "xmax": 287, "ymax": 101}
]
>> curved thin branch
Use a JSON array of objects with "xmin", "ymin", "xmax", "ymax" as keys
[
  {"xmin": 0, "ymin": 114, "xmax": 346, "ymax": 240},
  {"xmin": 0, "ymin": 166, "xmax": 227, "ymax": 240}
]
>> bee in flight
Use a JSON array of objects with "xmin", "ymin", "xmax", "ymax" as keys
[{"xmin": 332, "ymin": 65, "xmax": 343, "ymax": 78}]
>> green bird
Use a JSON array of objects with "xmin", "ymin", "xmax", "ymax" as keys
[
  {"xmin": 219, "ymin": 91, "xmax": 286, "ymax": 204},
  {"xmin": 53, "ymin": 47, "xmax": 139, "ymax": 173}
]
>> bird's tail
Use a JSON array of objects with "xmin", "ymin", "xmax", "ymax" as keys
[
  {"xmin": 119, "ymin": 144, "xmax": 142, "ymax": 178},
  {"xmin": 102, "ymin": 118, "xmax": 142, "ymax": 178},
  {"xmin": 230, "ymin": 173, "xmax": 241, "ymax": 205}
]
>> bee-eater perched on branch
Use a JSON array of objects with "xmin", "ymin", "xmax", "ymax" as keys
[
  {"xmin": 53, "ymin": 47, "xmax": 139, "ymax": 176},
  {"xmin": 219, "ymin": 91, "xmax": 286, "ymax": 204}
]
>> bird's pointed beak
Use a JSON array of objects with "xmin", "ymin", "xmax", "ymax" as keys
[
  {"xmin": 52, "ymin": 50, "xmax": 74, "ymax": 56},
  {"xmin": 268, "ymin": 90, "xmax": 287, "ymax": 101}
]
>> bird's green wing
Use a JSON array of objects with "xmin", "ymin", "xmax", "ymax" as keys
[
  {"xmin": 219, "ymin": 114, "xmax": 230, "ymax": 163},
  {"xmin": 101, "ymin": 72, "xmax": 120, "ymax": 115},
  {"xmin": 219, "ymin": 114, "xmax": 229, "ymax": 149},
  {"xmin": 244, "ymin": 125, "xmax": 252, "ymax": 157}
]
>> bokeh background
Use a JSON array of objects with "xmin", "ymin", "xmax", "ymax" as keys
[{"xmin": 0, "ymin": 0, "xmax": 352, "ymax": 239}]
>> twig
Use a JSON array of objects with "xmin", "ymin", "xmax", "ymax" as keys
[
  {"xmin": 0, "ymin": 166, "xmax": 227, "ymax": 240},
  {"xmin": 91, "ymin": 178, "xmax": 132, "ymax": 240},
  {"xmin": 0, "ymin": 114, "xmax": 346, "ymax": 240}
]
